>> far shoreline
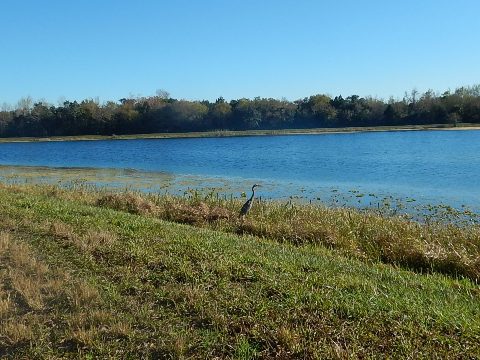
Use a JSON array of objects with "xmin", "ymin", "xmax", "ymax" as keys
[{"xmin": 1, "ymin": 123, "xmax": 479, "ymax": 143}]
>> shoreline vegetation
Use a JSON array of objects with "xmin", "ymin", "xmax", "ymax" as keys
[
  {"xmin": 0, "ymin": 182, "xmax": 479, "ymax": 358},
  {"xmin": 22, "ymin": 183, "xmax": 480, "ymax": 282},
  {"xmin": 1, "ymin": 84, "xmax": 480, "ymax": 141},
  {"xmin": 1, "ymin": 123, "xmax": 480, "ymax": 143}
]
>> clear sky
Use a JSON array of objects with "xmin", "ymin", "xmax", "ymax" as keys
[{"xmin": 1, "ymin": 0, "xmax": 479, "ymax": 105}]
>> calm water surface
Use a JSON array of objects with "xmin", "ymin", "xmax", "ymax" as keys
[{"xmin": 1, "ymin": 130, "xmax": 479, "ymax": 210}]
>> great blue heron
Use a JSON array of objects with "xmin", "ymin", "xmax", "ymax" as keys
[{"xmin": 239, "ymin": 184, "xmax": 260, "ymax": 218}]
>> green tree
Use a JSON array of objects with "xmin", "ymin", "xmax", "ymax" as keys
[{"xmin": 209, "ymin": 99, "xmax": 232, "ymax": 129}]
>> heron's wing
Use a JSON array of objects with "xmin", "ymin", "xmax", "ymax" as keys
[{"xmin": 240, "ymin": 199, "xmax": 252, "ymax": 214}]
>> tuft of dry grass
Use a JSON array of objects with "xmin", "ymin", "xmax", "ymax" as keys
[
  {"xmin": 0, "ymin": 231, "xmax": 108, "ymax": 354},
  {"xmin": 97, "ymin": 192, "xmax": 233, "ymax": 225},
  {"xmin": 0, "ymin": 295, "xmax": 12, "ymax": 319},
  {"xmin": 1, "ymin": 320, "xmax": 34, "ymax": 345},
  {"xmin": 80, "ymin": 230, "xmax": 117, "ymax": 252},
  {"xmin": 42, "ymin": 220, "xmax": 118, "ymax": 255},
  {"xmin": 160, "ymin": 199, "xmax": 233, "ymax": 225},
  {"xmin": 48, "ymin": 221, "xmax": 76, "ymax": 241},
  {"xmin": 1, "ymin": 232, "xmax": 49, "ymax": 311},
  {"xmin": 96, "ymin": 193, "xmax": 159, "ymax": 215}
]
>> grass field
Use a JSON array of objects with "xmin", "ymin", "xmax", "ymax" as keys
[{"xmin": 0, "ymin": 183, "xmax": 479, "ymax": 358}]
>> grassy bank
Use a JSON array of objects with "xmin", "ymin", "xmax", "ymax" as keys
[
  {"xmin": 1, "ymin": 123, "xmax": 479, "ymax": 143},
  {"xmin": 14, "ymin": 183, "xmax": 480, "ymax": 282},
  {"xmin": 0, "ymin": 183, "xmax": 479, "ymax": 358}
]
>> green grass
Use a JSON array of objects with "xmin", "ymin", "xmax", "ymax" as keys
[
  {"xmin": 22, "ymin": 183, "xmax": 480, "ymax": 282},
  {"xmin": 0, "ymin": 183, "xmax": 479, "ymax": 358}
]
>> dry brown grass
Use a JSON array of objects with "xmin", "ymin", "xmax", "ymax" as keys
[
  {"xmin": 160, "ymin": 199, "xmax": 233, "ymax": 225},
  {"xmin": 48, "ymin": 220, "xmax": 76, "ymax": 241},
  {"xmin": 80, "ymin": 230, "xmax": 117, "ymax": 252},
  {"xmin": 0, "ymin": 294, "xmax": 12, "ymax": 319},
  {"xmin": 1, "ymin": 232, "xmax": 50, "ymax": 312},
  {"xmin": 1, "ymin": 320, "xmax": 34, "ymax": 345},
  {"xmin": 0, "ymin": 231, "xmax": 106, "ymax": 352},
  {"xmin": 96, "ymin": 193, "xmax": 159, "ymax": 215},
  {"xmin": 42, "ymin": 220, "xmax": 118, "ymax": 255},
  {"xmin": 97, "ymin": 192, "xmax": 234, "ymax": 225}
]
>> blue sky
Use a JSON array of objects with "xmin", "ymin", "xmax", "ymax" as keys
[{"xmin": 1, "ymin": 0, "xmax": 479, "ymax": 105}]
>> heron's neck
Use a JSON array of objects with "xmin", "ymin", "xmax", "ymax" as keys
[{"xmin": 250, "ymin": 188, "xmax": 255, "ymax": 200}]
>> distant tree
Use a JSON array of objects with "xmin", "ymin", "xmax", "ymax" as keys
[
  {"xmin": 364, "ymin": 97, "xmax": 386, "ymax": 126},
  {"xmin": 447, "ymin": 112, "xmax": 461, "ymax": 127},
  {"xmin": 2, "ymin": 84, "xmax": 480, "ymax": 138},
  {"xmin": 294, "ymin": 96, "xmax": 335, "ymax": 127},
  {"xmin": 31, "ymin": 102, "xmax": 54, "ymax": 136},
  {"xmin": 383, "ymin": 97, "xmax": 408, "ymax": 125},
  {"xmin": 115, "ymin": 99, "xmax": 140, "ymax": 134},
  {"xmin": 155, "ymin": 89, "xmax": 170, "ymax": 100},
  {"xmin": 462, "ymin": 97, "xmax": 480, "ymax": 123},
  {"xmin": 231, "ymin": 99, "xmax": 262, "ymax": 129},
  {"xmin": 209, "ymin": 100, "xmax": 232, "ymax": 129},
  {"xmin": 0, "ymin": 104, "xmax": 13, "ymax": 136},
  {"xmin": 162, "ymin": 101, "xmax": 208, "ymax": 131},
  {"xmin": 16, "ymin": 96, "xmax": 33, "ymax": 116}
]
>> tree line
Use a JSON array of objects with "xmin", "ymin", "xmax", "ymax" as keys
[{"xmin": 1, "ymin": 85, "xmax": 480, "ymax": 138}]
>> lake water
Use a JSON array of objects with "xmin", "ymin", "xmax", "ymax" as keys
[{"xmin": 1, "ymin": 130, "xmax": 480, "ymax": 213}]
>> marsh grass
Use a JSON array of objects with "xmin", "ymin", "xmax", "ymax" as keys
[{"xmin": 0, "ymin": 183, "xmax": 479, "ymax": 358}]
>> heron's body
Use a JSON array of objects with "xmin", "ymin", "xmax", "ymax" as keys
[{"xmin": 239, "ymin": 184, "xmax": 259, "ymax": 218}]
